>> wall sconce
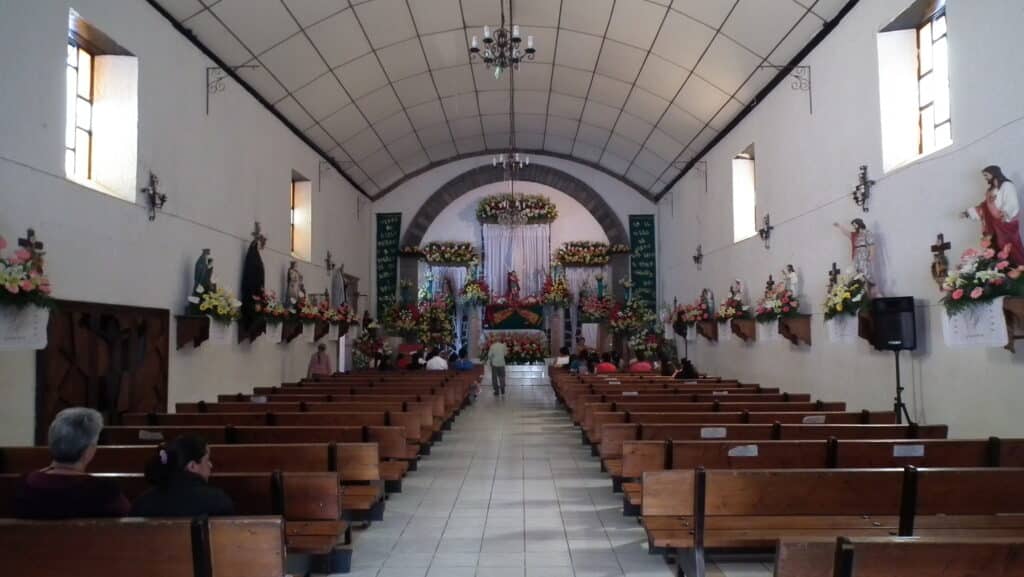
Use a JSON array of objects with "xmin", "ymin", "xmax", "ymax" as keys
[
  {"xmin": 757, "ymin": 213, "xmax": 774, "ymax": 249},
  {"xmin": 141, "ymin": 172, "xmax": 167, "ymax": 221},
  {"xmin": 251, "ymin": 221, "xmax": 267, "ymax": 249},
  {"xmin": 692, "ymin": 244, "xmax": 703, "ymax": 270},
  {"xmin": 852, "ymin": 164, "xmax": 875, "ymax": 212}
]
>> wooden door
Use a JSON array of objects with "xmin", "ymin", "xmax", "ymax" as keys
[{"xmin": 35, "ymin": 300, "xmax": 169, "ymax": 443}]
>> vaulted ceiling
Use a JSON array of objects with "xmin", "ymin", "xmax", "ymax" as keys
[{"xmin": 154, "ymin": 0, "xmax": 849, "ymax": 199}]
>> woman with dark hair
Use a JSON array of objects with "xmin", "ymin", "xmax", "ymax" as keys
[
  {"xmin": 130, "ymin": 434, "xmax": 234, "ymax": 518},
  {"xmin": 673, "ymin": 358, "xmax": 699, "ymax": 380}
]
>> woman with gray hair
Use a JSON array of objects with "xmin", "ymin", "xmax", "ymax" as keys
[{"xmin": 14, "ymin": 407, "xmax": 129, "ymax": 519}]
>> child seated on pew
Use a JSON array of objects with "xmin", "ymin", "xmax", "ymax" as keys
[
  {"xmin": 130, "ymin": 434, "xmax": 234, "ymax": 518},
  {"xmin": 672, "ymin": 358, "xmax": 699, "ymax": 379},
  {"xmin": 14, "ymin": 407, "xmax": 130, "ymax": 519}
]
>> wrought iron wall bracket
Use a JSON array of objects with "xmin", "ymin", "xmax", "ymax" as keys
[
  {"xmin": 757, "ymin": 64, "xmax": 812, "ymax": 114},
  {"xmin": 206, "ymin": 65, "xmax": 259, "ymax": 115}
]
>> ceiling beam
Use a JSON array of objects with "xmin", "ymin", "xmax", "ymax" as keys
[
  {"xmin": 655, "ymin": 0, "xmax": 861, "ymax": 201},
  {"xmin": 143, "ymin": 0, "xmax": 371, "ymax": 200}
]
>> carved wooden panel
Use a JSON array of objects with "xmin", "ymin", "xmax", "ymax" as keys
[{"xmin": 36, "ymin": 301, "xmax": 169, "ymax": 443}]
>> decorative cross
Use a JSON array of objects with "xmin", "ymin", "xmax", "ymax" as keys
[
  {"xmin": 930, "ymin": 233, "xmax": 952, "ymax": 288},
  {"xmin": 18, "ymin": 228, "xmax": 45, "ymax": 273},
  {"xmin": 757, "ymin": 213, "xmax": 774, "ymax": 249},
  {"xmin": 325, "ymin": 250, "xmax": 335, "ymax": 272},
  {"xmin": 765, "ymin": 275, "xmax": 775, "ymax": 295},
  {"xmin": 852, "ymin": 165, "xmax": 876, "ymax": 212},
  {"xmin": 692, "ymin": 244, "xmax": 703, "ymax": 270},
  {"xmin": 141, "ymin": 172, "xmax": 167, "ymax": 221},
  {"xmin": 828, "ymin": 262, "xmax": 841, "ymax": 290},
  {"xmin": 251, "ymin": 222, "xmax": 267, "ymax": 249}
]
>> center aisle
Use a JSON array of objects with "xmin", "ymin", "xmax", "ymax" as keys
[{"xmin": 345, "ymin": 372, "xmax": 771, "ymax": 577}]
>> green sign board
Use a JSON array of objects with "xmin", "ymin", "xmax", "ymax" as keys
[
  {"xmin": 629, "ymin": 214, "xmax": 656, "ymax": 312},
  {"xmin": 376, "ymin": 213, "xmax": 402, "ymax": 319}
]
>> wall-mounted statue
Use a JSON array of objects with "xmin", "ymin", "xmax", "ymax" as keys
[
  {"xmin": 961, "ymin": 165, "xmax": 1023, "ymax": 265},
  {"xmin": 285, "ymin": 261, "xmax": 305, "ymax": 306},
  {"xmin": 193, "ymin": 249, "xmax": 214, "ymax": 296},
  {"xmin": 834, "ymin": 218, "xmax": 878, "ymax": 295},
  {"xmin": 781, "ymin": 264, "xmax": 800, "ymax": 296}
]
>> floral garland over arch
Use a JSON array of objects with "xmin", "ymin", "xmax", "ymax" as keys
[
  {"xmin": 555, "ymin": 241, "xmax": 631, "ymax": 267},
  {"xmin": 476, "ymin": 193, "xmax": 558, "ymax": 224},
  {"xmin": 400, "ymin": 241, "xmax": 477, "ymax": 266}
]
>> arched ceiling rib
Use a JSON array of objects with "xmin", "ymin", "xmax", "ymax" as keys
[{"xmin": 153, "ymin": 0, "xmax": 851, "ymax": 199}]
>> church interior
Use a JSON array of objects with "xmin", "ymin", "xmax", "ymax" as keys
[{"xmin": 2, "ymin": 0, "xmax": 1024, "ymax": 576}]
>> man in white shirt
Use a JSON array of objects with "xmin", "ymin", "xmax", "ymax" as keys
[
  {"xmin": 487, "ymin": 340, "xmax": 508, "ymax": 396},
  {"xmin": 425, "ymin": 350, "xmax": 448, "ymax": 371}
]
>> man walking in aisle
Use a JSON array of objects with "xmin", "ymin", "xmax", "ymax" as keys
[{"xmin": 487, "ymin": 339, "xmax": 508, "ymax": 396}]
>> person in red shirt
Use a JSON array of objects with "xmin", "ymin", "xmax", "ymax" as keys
[
  {"xmin": 595, "ymin": 352, "xmax": 618, "ymax": 374},
  {"xmin": 307, "ymin": 343, "xmax": 332, "ymax": 378},
  {"xmin": 629, "ymin": 351, "xmax": 653, "ymax": 373}
]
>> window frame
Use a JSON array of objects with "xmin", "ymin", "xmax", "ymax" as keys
[
  {"xmin": 731, "ymin": 147, "xmax": 757, "ymax": 244},
  {"xmin": 290, "ymin": 180, "xmax": 297, "ymax": 254},
  {"xmin": 66, "ymin": 38, "xmax": 95, "ymax": 180},
  {"xmin": 916, "ymin": 7, "xmax": 950, "ymax": 155}
]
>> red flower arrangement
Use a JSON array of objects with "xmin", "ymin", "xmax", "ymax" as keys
[{"xmin": 481, "ymin": 332, "xmax": 547, "ymax": 364}]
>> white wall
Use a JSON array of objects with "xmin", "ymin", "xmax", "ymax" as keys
[
  {"xmin": 0, "ymin": 0, "xmax": 371, "ymax": 444},
  {"xmin": 659, "ymin": 0, "xmax": 1024, "ymax": 438},
  {"xmin": 372, "ymin": 154, "xmax": 654, "ymax": 311}
]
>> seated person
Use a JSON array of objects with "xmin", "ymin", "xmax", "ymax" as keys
[
  {"xmin": 659, "ymin": 358, "xmax": 676, "ymax": 377},
  {"xmin": 408, "ymin": 351, "xmax": 425, "ymax": 370},
  {"xmin": 585, "ymin": 352, "xmax": 599, "ymax": 374},
  {"xmin": 14, "ymin": 407, "xmax": 130, "ymax": 519},
  {"xmin": 553, "ymin": 346, "xmax": 571, "ymax": 368},
  {"xmin": 595, "ymin": 353, "xmax": 618, "ymax": 374},
  {"xmin": 628, "ymin": 351, "xmax": 653, "ymax": 373},
  {"xmin": 131, "ymin": 434, "xmax": 234, "ymax": 517},
  {"xmin": 673, "ymin": 358, "xmax": 700, "ymax": 379},
  {"xmin": 453, "ymin": 349, "xmax": 475, "ymax": 372},
  {"xmin": 395, "ymin": 352, "xmax": 411, "ymax": 370},
  {"xmin": 425, "ymin": 349, "xmax": 449, "ymax": 371}
]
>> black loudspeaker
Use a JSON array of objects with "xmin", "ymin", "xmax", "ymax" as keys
[{"xmin": 870, "ymin": 297, "xmax": 917, "ymax": 351}]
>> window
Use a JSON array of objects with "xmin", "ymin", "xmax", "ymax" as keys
[
  {"xmin": 917, "ymin": 9, "xmax": 950, "ymax": 154},
  {"xmin": 732, "ymin": 145, "xmax": 757, "ymax": 243},
  {"xmin": 877, "ymin": 0, "xmax": 951, "ymax": 171},
  {"xmin": 65, "ymin": 40, "xmax": 94, "ymax": 180},
  {"xmin": 291, "ymin": 174, "xmax": 312, "ymax": 261},
  {"xmin": 64, "ymin": 9, "xmax": 138, "ymax": 201}
]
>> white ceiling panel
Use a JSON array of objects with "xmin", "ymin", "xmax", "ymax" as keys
[
  {"xmin": 210, "ymin": 0, "xmax": 299, "ymax": 56},
  {"xmin": 377, "ymin": 38, "xmax": 429, "ymax": 81},
  {"xmin": 560, "ymin": 0, "xmax": 614, "ymax": 36},
  {"xmin": 606, "ymin": 0, "xmax": 667, "ymax": 50},
  {"xmin": 293, "ymin": 72, "xmax": 351, "ymax": 121},
  {"xmin": 353, "ymin": 0, "xmax": 416, "ymax": 49},
  {"xmin": 156, "ymin": 0, "xmax": 839, "ymax": 196},
  {"xmin": 306, "ymin": 9, "xmax": 370, "ymax": 68},
  {"xmin": 282, "ymin": 0, "xmax": 348, "ymax": 28},
  {"xmin": 407, "ymin": 0, "xmax": 463, "ymax": 35}
]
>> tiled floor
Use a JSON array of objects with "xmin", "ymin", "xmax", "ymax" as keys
[{"xmin": 336, "ymin": 375, "xmax": 772, "ymax": 577}]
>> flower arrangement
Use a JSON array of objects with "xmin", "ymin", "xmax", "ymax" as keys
[
  {"xmin": 417, "ymin": 296, "xmax": 455, "ymax": 348},
  {"xmin": 323, "ymin": 303, "xmax": 352, "ymax": 326},
  {"xmin": 716, "ymin": 295, "xmax": 749, "ymax": 322},
  {"xmin": 940, "ymin": 237, "xmax": 1024, "ymax": 316},
  {"xmin": 490, "ymin": 294, "xmax": 543, "ymax": 306},
  {"xmin": 481, "ymin": 332, "xmax": 547, "ymax": 364},
  {"xmin": 609, "ymin": 244, "xmax": 633, "ymax": 255},
  {"xmin": 419, "ymin": 241, "xmax": 477, "ymax": 266},
  {"xmin": 353, "ymin": 331, "xmax": 387, "ymax": 369},
  {"xmin": 580, "ymin": 294, "xmax": 614, "ymax": 322},
  {"xmin": 0, "ymin": 235, "xmax": 52, "ymax": 308},
  {"xmin": 384, "ymin": 303, "xmax": 421, "ymax": 336},
  {"xmin": 754, "ymin": 287, "xmax": 800, "ymax": 323},
  {"xmin": 460, "ymin": 277, "xmax": 491, "ymax": 306},
  {"xmin": 541, "ymin": 273, "xmax": 571, "ymax": 308},
  {"xmin": 609, "ymin": 298, "xmax": 656, "ymax": 336},
  {"xmin": 477, "ymin": 193, "xmax": 558, "ymax": 224},
  {"xmin": 192, "ymin": 286, "xmax": 242, "ymax": 323},
  {"xmin": 556, "ymin": 241, "xmax": 618, "ymax": 266},
  {"xmin": 252, "ymin": 289, "xmax": 290, "ymax": 323},
  {"xmin": 294, "ymin": 297, "xmax": 325, "ymax": 322},
  {"xmin": 628, "ymin": 331, "xmax": 661, "ymax": 357},
  {"xmin": 824, "ymin": 272, "xmax": 868, "ymax": 320}
]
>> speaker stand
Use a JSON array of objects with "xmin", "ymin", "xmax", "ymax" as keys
[{"xmin": 892, "ymin": 350, "xmax": 914, "ymax": 425}]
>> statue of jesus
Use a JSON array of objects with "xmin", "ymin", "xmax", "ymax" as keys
[
  {"xmin": 507, "ymin": 270, "xmax": 520, "ymax": 301},
  {"xmin": 834, "ymin": 218, "xmax": 878, "ymax": 296},
  {"xmin": 961, "ymin": 165, "xmax": 1023, "ymax": 265}
]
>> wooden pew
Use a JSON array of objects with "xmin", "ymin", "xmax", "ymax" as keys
[{"xmin": 0, "ymin": 516, "xmax": 286, "ymax": 577}]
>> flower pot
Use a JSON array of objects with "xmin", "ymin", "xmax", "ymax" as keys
[
  {"xmin": 207, "ymin": 317, "xmax": 234, "ymax": 345},
  {"xmin": 941, "ymin": 296, "xmax": 1010, "ymax": 348},
  {"xmin": 0, "ymin": 304, "xmax": 49, "ymax": 350},
  {"xmin": 304, "ymin": 322, "xmax": 318, "ymax": 343},
  {"xmin": 756, "ymin": 319, "xmax": 779, "ymax": 342},
  {"xmin": 826, "ymin": 314, "xmax": 859, "ymax": 343},
  {"xmin": 265, "ymin": 321, "xmax": 284, "ymax": 343}
]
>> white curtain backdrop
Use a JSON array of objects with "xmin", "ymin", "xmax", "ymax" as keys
[
  {"xmin": 565, "ymin": 266, "xmax": 610, "ymax": 303},
  {"xmin": 418, "ymin": 264, "xmax": 469, "ymax": 350},
  {"xmin": 482, "ymin": 224, "xmax": 550, "ymax": 296}
]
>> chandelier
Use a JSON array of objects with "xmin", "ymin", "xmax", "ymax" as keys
[
  {"xmin": 492, "ymin": 151, "xmax": 529, "ymax": 171},
  {"xmin": 469, "ymin": 4, "xmax": 536, "ymax": 79}
]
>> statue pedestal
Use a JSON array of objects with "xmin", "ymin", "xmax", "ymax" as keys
[
  {"xmin": 696, "ymin": 320, "xmax": 718, "ymax": 343},
  {"xmin": 175, "ymin": 315, "xmax": 209, "ymax": 350},
  {"xmin": 1005, "ymin": 297, "xmax": 1024, "ymax": 352},
  {"xmin": 548, "ymin": 308, "xmax": 565, "ymax": 356},
  {"xmin": 468, "ymin": 307, "xmax": 482, "ymax": 359},
  {"xmin": 731, "ymin": 318, "xmax": 756, "ymax": 343},
  {"xmin": 597, "ymin": 324, "xmax": 610, "ymax": 354},
  {"xmin": 779, "ymin": 314, "xmax": 812, "ymax": 346}
]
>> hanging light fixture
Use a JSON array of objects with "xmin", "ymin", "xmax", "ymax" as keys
[{"xmin": 468, "ymin": 2, "xmax": 536, "ymax": 80}]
